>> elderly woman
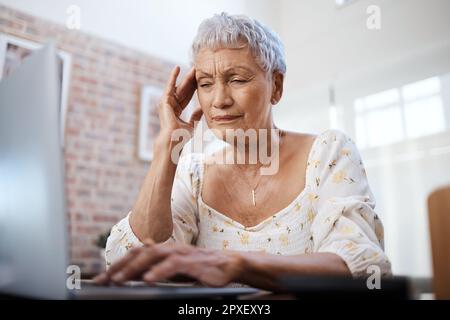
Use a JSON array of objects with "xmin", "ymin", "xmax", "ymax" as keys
[{"xmin": 94, "ymin": 13, "xmax": 391, "ymax": 290}]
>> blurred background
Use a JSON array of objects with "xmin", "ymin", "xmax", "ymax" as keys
[{"xmin": 0, "ymin": 0, "xmax": 449, "ymax": 279}]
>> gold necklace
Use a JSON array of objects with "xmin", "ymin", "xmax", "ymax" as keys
[{"xmin": 233, "ymin": 129, "xmax": 284, "ymax": 206}]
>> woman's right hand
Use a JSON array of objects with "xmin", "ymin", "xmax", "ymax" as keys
[
  {"xmin": 94, "ymin": 240, "xmax": 245, "ymax": 288},
  {"xmin": 157, "ymin": 66, "xmax": 203, "ymax": 141}
]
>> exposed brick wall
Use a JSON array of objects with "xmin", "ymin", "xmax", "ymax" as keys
[{"xmin": 0, "ymin": 5, "xmax": 178, "ymax": 274}]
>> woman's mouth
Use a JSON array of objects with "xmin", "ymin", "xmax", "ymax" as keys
[{"xmin": 212, "ymin": 115, "xmax": 243, "ymax": 122}]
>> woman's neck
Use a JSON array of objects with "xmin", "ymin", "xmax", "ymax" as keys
[{"xmin": 226, "ymin": 126, "xmax": 283, "ymax": 170}]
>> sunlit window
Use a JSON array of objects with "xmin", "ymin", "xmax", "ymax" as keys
[
  {"xmin": 354, "ymin": 76, "xmax": 446, "ymax": 149},
  {"xmin": 402, "ymin": 78, "xmax": 445, "ymax": 138},
  {"xmin": 354, "ymin": 89, "xmax": 403, "ymax": 148}
]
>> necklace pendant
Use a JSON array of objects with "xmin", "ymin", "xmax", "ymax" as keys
[{"xmin": 252, "ymin": 189, "xmax": 256, "ymax": 206}]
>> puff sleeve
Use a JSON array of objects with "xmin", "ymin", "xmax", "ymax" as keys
[{"xmin": 309, "ymin": 130, "xmax": 391, "ymax": 277}]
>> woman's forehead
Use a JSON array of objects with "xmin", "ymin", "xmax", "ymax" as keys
[{"xmin": 194, "ymin": 47, "xmax": 260, "ymax": 74}]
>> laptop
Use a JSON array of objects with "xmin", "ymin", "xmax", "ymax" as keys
[{"xmin": 0, "ymin": 43, "xmax": 259, "ymax": 300}]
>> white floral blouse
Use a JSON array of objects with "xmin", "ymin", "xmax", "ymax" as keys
[{"xmin": 105, "ymin": 129, "xmax": 392, "ymax": 277}]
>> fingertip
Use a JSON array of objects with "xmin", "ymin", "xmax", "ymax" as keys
[
  {"xmin": 111, "ymin": 272, "xmax": 125, "ymax": 283},
  {"xmin": 143, "ymin": 271, "xmax": 155, "ymax": 283},
  {"xmin": 93, "ymin": 273, "xmax": 108, "ymax": 285},
  {"xmin": 170, "ymin": 65, "xmax": 179, "ymax": 78}
]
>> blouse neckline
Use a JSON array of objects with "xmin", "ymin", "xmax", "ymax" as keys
[{"xmin": 196, "ymin": 132, "xmax": 322, "ymax": 231}]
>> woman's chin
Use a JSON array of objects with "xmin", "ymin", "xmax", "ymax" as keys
[
  {"xmin": 210, "ymin": 124, "xmax": 245, "ymax": 133},
  {"xmin": 208, "ymin": 122, "xmax": 244, "ymax": 135}
]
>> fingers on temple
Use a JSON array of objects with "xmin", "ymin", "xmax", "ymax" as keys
[
  {"xmin": 165, "ymin": 65, "xmax": 180, "ymax": 96},
  {"xmin": 176, "ymin": 67, "xmax": 197, "ymax": 100}
]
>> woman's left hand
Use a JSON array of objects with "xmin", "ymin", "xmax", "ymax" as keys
[{"xmin": 93, "ymin": 241, "xmax": 245, "ymax": 287}]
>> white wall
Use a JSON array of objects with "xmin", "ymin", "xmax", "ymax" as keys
[{"xmin": 0, "ymin": 0, "xmax": 280, "ymax": 65}]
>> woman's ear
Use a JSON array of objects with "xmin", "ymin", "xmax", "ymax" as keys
[{"xmin": 270, "ymin": 71, "xmax": 284, "ymax": 105}]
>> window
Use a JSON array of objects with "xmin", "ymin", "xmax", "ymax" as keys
[
  {"xmin": 354, "ymin": 76, "xmax": 446, "ymax": 149},
  {"xmin": 402, "ymin": 77, "xmax": 445, "ymax": 139}
]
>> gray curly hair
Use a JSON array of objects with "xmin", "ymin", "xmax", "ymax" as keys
[{"xmin": 190, "ymin": 12, "xmax": 286, "ymax": 76}]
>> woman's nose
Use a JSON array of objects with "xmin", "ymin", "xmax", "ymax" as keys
[{"xmin": 212, "ymin": 84, "xmax": 233, "ymax": 109}]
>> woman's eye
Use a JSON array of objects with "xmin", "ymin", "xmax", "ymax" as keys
[
  {"xmin": 199, "ymin": 83, "xmax": 212, "ymax": 88},
  {"xmin": 231, "ymin": 79, "xmax": 247, "ymax": 84}
]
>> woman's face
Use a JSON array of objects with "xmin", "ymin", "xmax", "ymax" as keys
[{"xmin": 194, "ymin": 46, "xmax": 280, "ymax": 139}]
